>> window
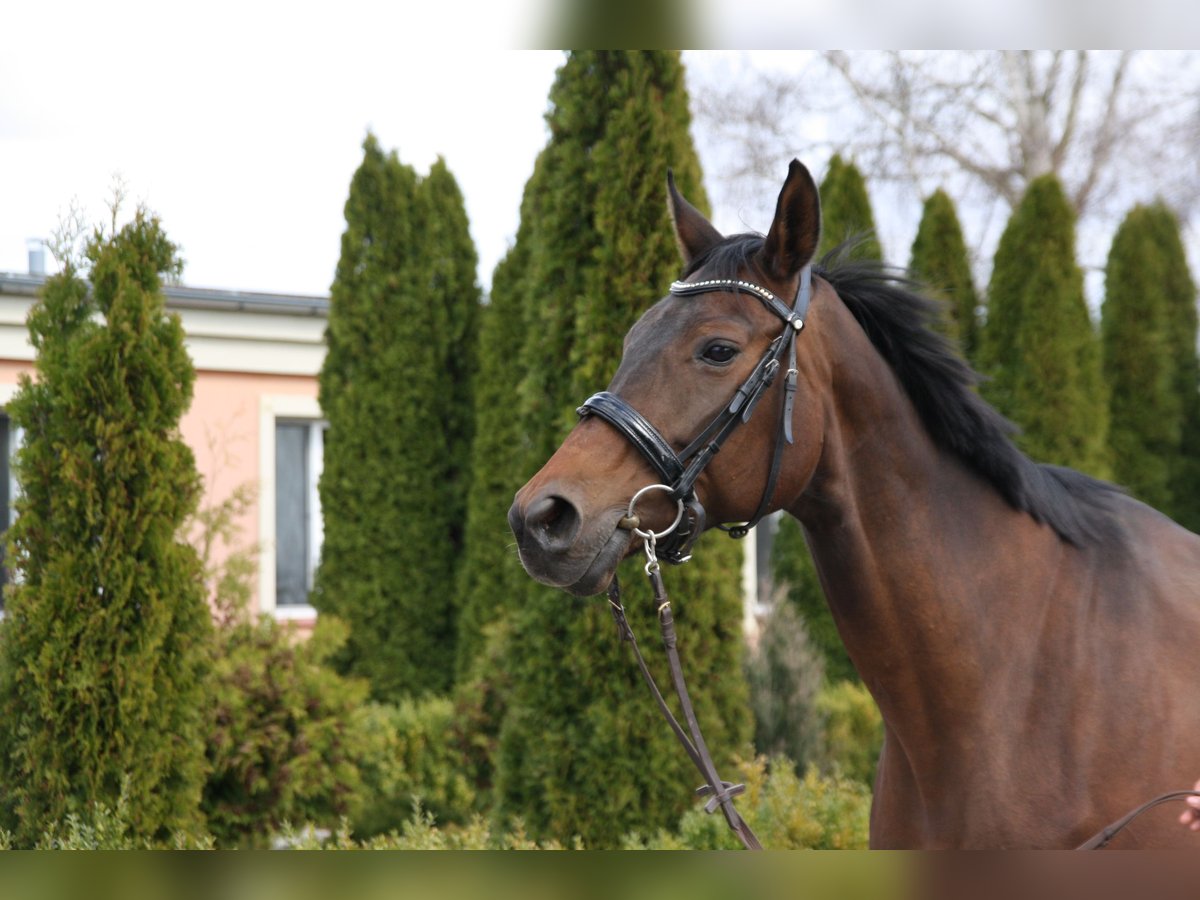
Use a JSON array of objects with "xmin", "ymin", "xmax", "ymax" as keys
[
  {"xmin": 274, "ymin": 420, "xmax": 324, "ymax": 608},
  {"xmin": 0, "ymin": 412, "xmax": 20, "ymax": 601}
]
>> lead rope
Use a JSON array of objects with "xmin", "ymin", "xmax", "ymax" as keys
[{"xmin": 606, "ymin": 529, "xmax": 762, "ymax": 850}]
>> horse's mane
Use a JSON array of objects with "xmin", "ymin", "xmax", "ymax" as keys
[{"xmin": 684, "ymin": 234, "xmax": 1123, "ymax": 547}]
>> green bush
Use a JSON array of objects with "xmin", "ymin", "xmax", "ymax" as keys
[
  {"xmin": 352, "ymin": 697, "xmax": 477, "ymax": 838},
  {"xmin": 909, "ymin": 188, "xmax": 979, "ymax": 356},
  {"xmin": 0, "ymin": 210, "xmax": 212, "ymax": 844},
  {"xmin": 746, "ymin": 599, "xmax": 825, "ymax": 771},
  {"xmin": 493, "ymin": 50, "xmax": 752, "ymax": 848},
  {"xmin": 980, "ymin": 174, "xmax": 1109, "ymax": 477},
  {"xmin": 7, "ymin": 755, "xmax": 871, "ymax": 851},
  {"xmin": 818, "ymin": 154, "xmax": 884, "ymax": 261},
  {"xmin": 624, "ymin": 755, "xmax": 871, "ymax": 849},
  {"xmin": 815, "ymin": 680, "xmax": 883, "ymax": 786},
  {"xmin": 202, "ymin": 615, "xmax": 371, "ymax": 847},
  {"xmin": 315, "ymin": 137, "xmax": 479, "ymax": 702}
]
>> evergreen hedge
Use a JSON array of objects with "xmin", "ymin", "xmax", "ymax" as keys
[
  {"xmin": 455, "ymin": 159, "xmax": 546, "ymax": 680},
  {"xmin": 816, "ymin": 155, "xmax": 884, "ymax": 261},
  {"xmin": 0, "ymin": 212, "xmax": 212, "ymax": 843},
  {"xmin": 1146, "ymin": 206, "xmax": 1200, "ymax": 531},
  {"xmin": 314, "ymin": 135, "xmax": 479, "ymax": 701},
  {"xmin": 203, "ymin": 616, "xmax": 369, "ymax": 847},
  {"xmin": 1102, "ymin": 204, "xmax": 1181, "ymax": 511},
  {"xmin": 909, "ymin": 189, "xmax": 979, "ymax": 356},
  {"xmin": 979, "ymin": 174, "xmax": 1109, "ymax": 478},
  {"xmin": 493, "ymin": 51, "xmax": 751, "ymax": 848}
]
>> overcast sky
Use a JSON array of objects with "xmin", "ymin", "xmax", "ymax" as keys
[
  {"xmin": 2, "ymin": 7, "xmax": 566, "ymax": 296},
  {"xmin": 3, "ymin": 6, "xmax": 1191, "ymax": 299}
]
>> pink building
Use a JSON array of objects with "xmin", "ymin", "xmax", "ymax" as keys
[{"xmin": 0, "ymin": 263, "xmax": 329, "ymax": 631}]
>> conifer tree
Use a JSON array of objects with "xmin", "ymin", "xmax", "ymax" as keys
[
  {"xmin": 1146, "ymin": 205, "xmax": 1200, "ymax": 531},
  {"xmin": 0, "ymin": 211, "xmax": 211, "ymax": 843},
  {"xmin": 493, "ymin": 51, "xmax": 751, "ymax": 848},
  {"xmin": 455, "ymin": 159, "xmax": 545, "ymax": 679},
  {"xmin": 979, "ymin": 174, "xmax": 1109, "ymax": 477},
  {"xmin": 1101, "ymin": 205, "xmax": 1179, "ymax": 510},
  {"xmin": 910, "ymin": 189, "xmax": 979, "ymax": 356},
  {"xmin": 421, "ymin": 157, "xmax": 480, "ymax": 549},
  {"xmin": 816, "ymin": 154, "xmax": 884, "ymax": 261},
  {"xmin": 314, "ymin": 136, "xmax": 479, "ymax": 701}
]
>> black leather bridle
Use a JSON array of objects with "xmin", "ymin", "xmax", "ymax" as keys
[
  {"xmin": 571, "ymin": 266, "xmax": 813, "ymax": 850},
  {"xmin": 577, "ymin": 265, "xmax": 813, "ymax": 563}
]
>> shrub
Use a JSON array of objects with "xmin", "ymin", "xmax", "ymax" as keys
[
  {"xmin": 746, "ymin": 599, "xmax": 825, "ymax": 771},
  {"xmin": 493, "ymin": 50, "xmax": 752, "ymax": 848},
  {"xmin": 315, "ymin": 137, "xmax": 479, "ymax": 702},
  {"xmin": 352, "ymin": 697, "xmax": 477, "ymax": 838},
  {"xmin": 0, "ymin": 209, "xmax": 212, "ymax": 844},
  {"xmin": 815, "ymin": 680, "xmax": 884, "ymax": 786},
  {"xmin": 202, "ymin": 615, "xmax": 371, "ymax": 847},
  {"xmin": 771, "ymin": 518, "xmax": 858, "ymax": 684},
  {"xmin": 624, "ymin": 755, "xmax": 871, "ymax": 850},
  {"xmin": 980, "ymin": 174, "xmax": 1109, "ymax": 477}
]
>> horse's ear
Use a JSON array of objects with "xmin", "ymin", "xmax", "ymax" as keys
[
  {"xmin": 760, "ymin": 159, "xmax": 822, "ymax": 281},
  {"xmin": 667, "ymin": 169, "xmax": 723, "ymax": 267}
]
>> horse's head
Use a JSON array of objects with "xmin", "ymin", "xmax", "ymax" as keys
[{"xmin": 509, "ymin": 160, "xmax": 829, "ymax": 596}]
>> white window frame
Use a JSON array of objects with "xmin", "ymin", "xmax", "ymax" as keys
[
  {"xmin": 0, "ymin": 383, "xmax": 22, "ymax": 613},
  {"xmin": 259, "ymin": 395, "xmax": 325, "ymax": 620}
]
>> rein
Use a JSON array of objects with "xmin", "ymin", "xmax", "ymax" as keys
[
  {"xmin": 1076, "ymin": 790, "xmax": 1200, "ymax": 849},
  {"xmin": 606, "ymin": 486, "xmax": 761, "ymax": 850},
  {"xmin": 575, "ymin": 268, "xmax": 813, "ymax": 850}
]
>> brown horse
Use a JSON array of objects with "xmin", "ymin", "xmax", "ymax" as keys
[{"xmin": 508, "ymin": 160, "xmax": 1200, "ymax": 848}]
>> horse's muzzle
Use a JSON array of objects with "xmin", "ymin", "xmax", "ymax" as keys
[{"xmin": 508, "ymin": 488, "xmax": 631, "ymax": 596}]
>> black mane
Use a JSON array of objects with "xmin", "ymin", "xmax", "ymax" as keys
[{"xmin": 686, "ymin": 234, "xmax": 1123, "ymax": 547}]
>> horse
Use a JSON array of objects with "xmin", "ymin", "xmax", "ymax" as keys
[{"xmin": 507, "ymin": 159, "xmax": 1200, "ymax": 848}]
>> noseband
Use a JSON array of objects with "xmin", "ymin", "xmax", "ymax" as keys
[{"xmin": 577, "ymin": 265, "xmax": 813, "ymax": 562}]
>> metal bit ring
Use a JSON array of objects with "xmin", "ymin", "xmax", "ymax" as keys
[{"xmin": 626, "ymin": 483, "xmax": 685, "ymax": 542}]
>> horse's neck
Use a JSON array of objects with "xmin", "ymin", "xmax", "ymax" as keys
[{"xmin": 788, "ymin": 338, "xmax": 1060, "ymax": 735}]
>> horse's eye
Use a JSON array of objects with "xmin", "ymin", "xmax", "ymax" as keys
[{"xmin": 701, "ymin": 343, "xmax": 738, "ymax": 365}]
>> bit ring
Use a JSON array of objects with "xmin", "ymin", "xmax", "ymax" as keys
[{"xmin": 626, "ymin": 484, "xmax": 685, "ymax": 541}]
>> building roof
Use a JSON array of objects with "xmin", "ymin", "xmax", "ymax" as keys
[{"xmin": 0, "ymin": 271, "xmax": 329, "ymax": 317}]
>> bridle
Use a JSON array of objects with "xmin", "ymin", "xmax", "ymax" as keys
[
  {"xmin": 578, "ymin": 264, "xmax": 813, "ymax": 563},
  {"xmin": 572, "ymin": 265, "xmax": 813, "ymax": 850}
]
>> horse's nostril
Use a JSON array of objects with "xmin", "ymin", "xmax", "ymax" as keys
[{"xmin": 525, "ymin": 494, "xmax": 581, "ymax": 551}]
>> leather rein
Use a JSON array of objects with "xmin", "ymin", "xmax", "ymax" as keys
[{"xmin": 575, "ymin": 267, "xmax": 812, "ymax": 850}]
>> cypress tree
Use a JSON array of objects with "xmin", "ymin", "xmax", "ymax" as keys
[
  {"xmin": 455, "ymin": 157, "xmax": 545, "ymax": 679},
  {"xmin": 0, "ymin": 211, "xmax": 212, "ymax": 842},
  {"xmin": 910, "ymin": 189, "xmax": 979, "ymax": 356},
  {"xmin": 1101, "ymin": 205, "xmax": 1179, "ymax": 510},
  {"xmin": 421, "ymin": 158, "xmax": 480, "ymax": 558},
  {"xmin": 980, "ymin": 174, "xmax": 1109, "ymax": 477},
  {"xmin": 494, "ymin": 51, "xmax": 752, "ymax": 848},
  {"xmin": 816, "ymin": 154, "xmax": 884, "ymax": 261},
  {"xmin": 314, "ymin": 136, "xmax": 479, "ymax": 701},
  {"xmin": 1146, "ymin": 206, "xmax": 1200, "ymax": 531}
]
